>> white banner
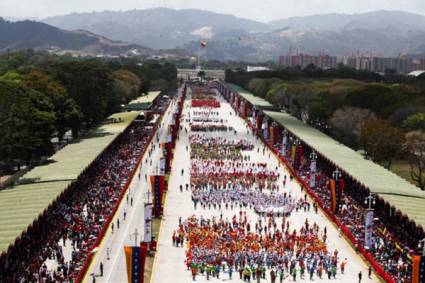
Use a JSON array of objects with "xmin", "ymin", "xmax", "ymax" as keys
[
  {"xmin": 263, "ymin": 128, "xmax": 269, "ymax": 140},
  {"xmin": 309, "ymin": 172, "xmax": 316, "ymax": 188},
  {"xmin": 281, "ymin": 132, "xmax": 287, "ymax": 155},
  {"xmin": 160, "ymin": 157, "xmax": 166, "ymax": 175},
  {"xmin": 144, "ymin": 203, "xmax": 153, "ymax": 243},
  {"xmin": 310, "ymin": 160, "xmax": 317, "ymax": 173},
  {"xmin": 365, "ymin": 209, "xmax": 374, "ymax": 249}
]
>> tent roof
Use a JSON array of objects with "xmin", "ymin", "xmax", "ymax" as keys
[
  {"xmin": 0, "ymin": 111, "xmax": 139, "ymax": 252},
  {"xmin": 265, "ymin": 110, "xmax": 425, "ymax": 227}
]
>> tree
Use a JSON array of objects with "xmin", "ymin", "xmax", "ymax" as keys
[
  {"xmin": 0, "ymin": 80, "xmax": 55, "ymax": 168},
  {"xmin": 347, "ymin": 83, "xmax": 405, "ymax": 117},
  {"xmin": 330, "ymin": 107, "xmax": 376, "ymax": 148},
  {"xmin": 307, "ymin": 91, "xmax": 345, "ymax": 131},
  {"xmin": 360, "ymin": 119, "xmax": 404, "ymax": 168},
  {"xmin": 0, "ymin": 70, "xmax": 22, "ymax": 83},
  {"xmin": 403, "ymin": 113, "xmax": 425, "ymax": 131},
  {"xmin": 23, "ymin": 69, "xmax": 82, "ymax": 141},
  {"xmin": 388, "ymin": 107, "xmax": 423, "ymax": 126},
  {"xmin": 150, "ymin": 79, "xmax": 169, "ymax": 91},
  {"xmin": 112, "ymin": 69, "xmax": 142, "ymax": 103},
  {"xmin": 247, "ymin": 78, "xmax": 281, "ymax": 98},
  {"xmin": 52, "ymin": 61, "xmax": 114, "ymax": 125},
  {"xmin": 404, "ymin": 131, "xmax": 425, "ymax": 190}
]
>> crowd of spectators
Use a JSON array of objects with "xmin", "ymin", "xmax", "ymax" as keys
[
  {"xmin": 268, "ymin": 141, "xmax": 413, "ymax": 282},
  {"xmin": 216, "ymin": 80, "xmax": 420, "ymax": 282},
  {"xmin": 0, "ymin": 117, "xmax": 159, "ymax": 282}
]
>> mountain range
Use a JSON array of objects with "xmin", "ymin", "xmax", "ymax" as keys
[
  {"xmin": 41, "ymin": 9, "xmax": 425, "ymax": 62},
  {"xmin": 43, "ymin": 8, "xmax": 269, "ymax": 50},
  {"xmin": 0, "ymin": 18, "xmax": 150, "ymax": 56},
  {"xmin": 3, "ymin": 9, "xmax": 425, "ymax": 62}
]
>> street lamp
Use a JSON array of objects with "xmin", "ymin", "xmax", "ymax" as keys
[
  {"xmin": 309, "ymin": 151, "xmax": 318, "ymax": 188},
  {"xmin": 281, "ymin": 129, "xmax": 288, "ymax": 156},
  {"xmin": 332, "ymin": 168, "xmax": 341, "ymax": 181},
  {"xmin": 310, "ymin": 151, "xmax": 317, "ymax": 171},
  {"xmin": 364, "ymin": 193, "xmax": 376, "ymax": 210},
  {"xmin": 364, "ymin": 193, "xmax": 376, "ymax": 250}
]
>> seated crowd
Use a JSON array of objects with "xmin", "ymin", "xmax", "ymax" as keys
[
  {"xmin": 269, "ymin": 143, "xmax": 413, "ymax": 282},
  {"xmin": 0, "ymin": 118, "xmax": 158, "ymax": 282}
]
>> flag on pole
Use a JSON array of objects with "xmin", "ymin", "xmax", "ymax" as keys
[
  {"xmin": 330, "ymin": 179, "xmax": 337, "ymax": 213},
  {"xmin": 200, "ymin": 40, "xmax": 207, "ymax": 48},
  {"xmin": 124, "ymin": 245, "xmax": 148, "ymax": 283},
  {"xmin": 412, "ymin": 254, "xmax": 425, "ymax": 283},
  {"xmin": 150, "ymin": 175, "xmax": 165, "ymax": 217}
]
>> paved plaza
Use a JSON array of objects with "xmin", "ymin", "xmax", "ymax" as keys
[
  {"xmin": 51, "ymin": 85, "xmax": 382, "ymax": 283},
  {"xmin": 150, "ymin": 89, "xmax": 379, "ymax": 283}
]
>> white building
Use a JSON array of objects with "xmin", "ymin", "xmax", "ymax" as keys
[{"xmin": 247, "ymin": 66, "xmax": 270, "ymax": 72}]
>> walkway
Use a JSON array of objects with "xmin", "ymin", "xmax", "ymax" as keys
[
  {"xmin": 151, "ymin": 88, "xmax": 379, "ymax": 282},
  {"xmin": 80, "ymin": 92, "xmax": 180, "ymax": 283}
]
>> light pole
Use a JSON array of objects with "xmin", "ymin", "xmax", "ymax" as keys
[
  {"xmin": 419, "ymin": 238, "xmax": 425, "ymax": 256},
  {"xmin": 310, "ymin": 151, "xmax": 317, "ymax": 173},
  {"xmin": 131, "ymin": 228, "xmax": 140, "ymax": 246},
  {"xmin": 331, "ymin": 168, "xmax": 342, "ymax": 214},
  {"xmin": 309, "ymin": 151, "xmax": 317, "ymax": 188},
  {"xmin": 364, "ymin": 193, "xmax": 376, "ymax": 210},
  {"xmin": 281, "ymin": 129, "xmax": 288, "ymax": 156},
  {"xmin": 364, "ymin": 193, "xmax": 376, "ymax": 250},
  {"xmin": 146, "ymin": 189, "xmax": 152, "ymax": 204},
  {"xmin": 332, "ymin": 168, "xmax": 341, "ymax": 181}
]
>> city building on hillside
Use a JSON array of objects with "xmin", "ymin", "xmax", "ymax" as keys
[
  {"xmin": 345, "ymin": 55, "xmax": 425, "ymax": 74},
  {"xmin": 280, "ymin": 52, "xmax": 425, "ymax": 74},
  {"xmin": 279, "ymin": 53, "xmax": 338, "ymax": 69}
]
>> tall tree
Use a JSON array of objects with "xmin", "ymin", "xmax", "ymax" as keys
[
  {"xmin": 360, "ymin": 119, "xmax": 404, "ymax": 168},
  {"xmin": 403, "ymin": 113, "xmax": 425, "ymax": 131},
  {"xmin": 404, "ymin": 131, "xmax": 425, "ymax": 190},
  {"xmin": 52, "ymin": 61, "xmax": 114, "ymax": 125},
  {"xmin": 111, "ymin": 69, "xmax": 142, "ymax": 103},
  {"xmin": 330, "ymin": 107, "xmax": 376, "ymax": 148},
  {"xmin": 23, "ymin": 69, "xmax": 82, "ymax": 140},
  {"xmin": 0, "ymin": 80, "xmax": 55, "ymax": 168}
]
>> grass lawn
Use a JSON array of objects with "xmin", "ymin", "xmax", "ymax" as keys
[{"xmin": 391, "ymin": 159, "xmax": 416, "ymax": 186}]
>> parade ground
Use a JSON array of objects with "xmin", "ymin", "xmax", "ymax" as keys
[
  {"xmin": 150, "ymin": 88, "xmax": 380, "ymax": 282},
  {"xmin": 79, "ymin": 96, "xmax": 178, "ymax": 282}
]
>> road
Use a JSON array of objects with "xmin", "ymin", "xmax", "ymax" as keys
[
  {"xmin": 81, "ymin": 89, "xmax": 181, "ymax": 283},
  {"xmin": 150, "ymin": 87, "xmax": 379, "ymax": 283}
]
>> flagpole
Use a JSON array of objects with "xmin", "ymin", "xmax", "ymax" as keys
[{"xmin": 197, "ymin": 39, "xmax": 201, "ymax": 70}]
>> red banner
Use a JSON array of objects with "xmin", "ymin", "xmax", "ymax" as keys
[
  {"xmin": 150, "ymin": 175, "xmax": 165, "ymax": 217},
  {"xmin": 191, "ymin": 99, "xmax": 220, "ymax": 108}
]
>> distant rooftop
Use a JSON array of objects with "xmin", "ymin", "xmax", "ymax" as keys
[
  {"xmin": 265, "ymin": 110, "xmax": 425, "ymax": 227},
  {"xmin": 407, "ymin": 70, "xmax": 425, "ymax": 77},
  {"xmin": 227, "ymin": 83, "xmax": 278, "ymax": 111},
  {"xmin": 123, "ymin": 91, "xmax": 161, "ymax": 111}
]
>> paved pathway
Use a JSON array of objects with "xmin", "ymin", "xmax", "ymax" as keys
[
  {"xmin": 80, "ymin": 91, "xmax": 181, "ymax": 283},
  {"xmin": 151, "ymin": 88, "xmax": 379, "ymax": 283}
]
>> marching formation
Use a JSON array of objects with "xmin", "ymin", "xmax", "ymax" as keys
[{"xmin": 163, "ymin": 83, "xmax": 371, "ymax": 282}]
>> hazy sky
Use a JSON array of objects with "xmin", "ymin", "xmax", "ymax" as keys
[{"xmin": 2, "ymin": 0, "xmax": 425, "ymax": 22}]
